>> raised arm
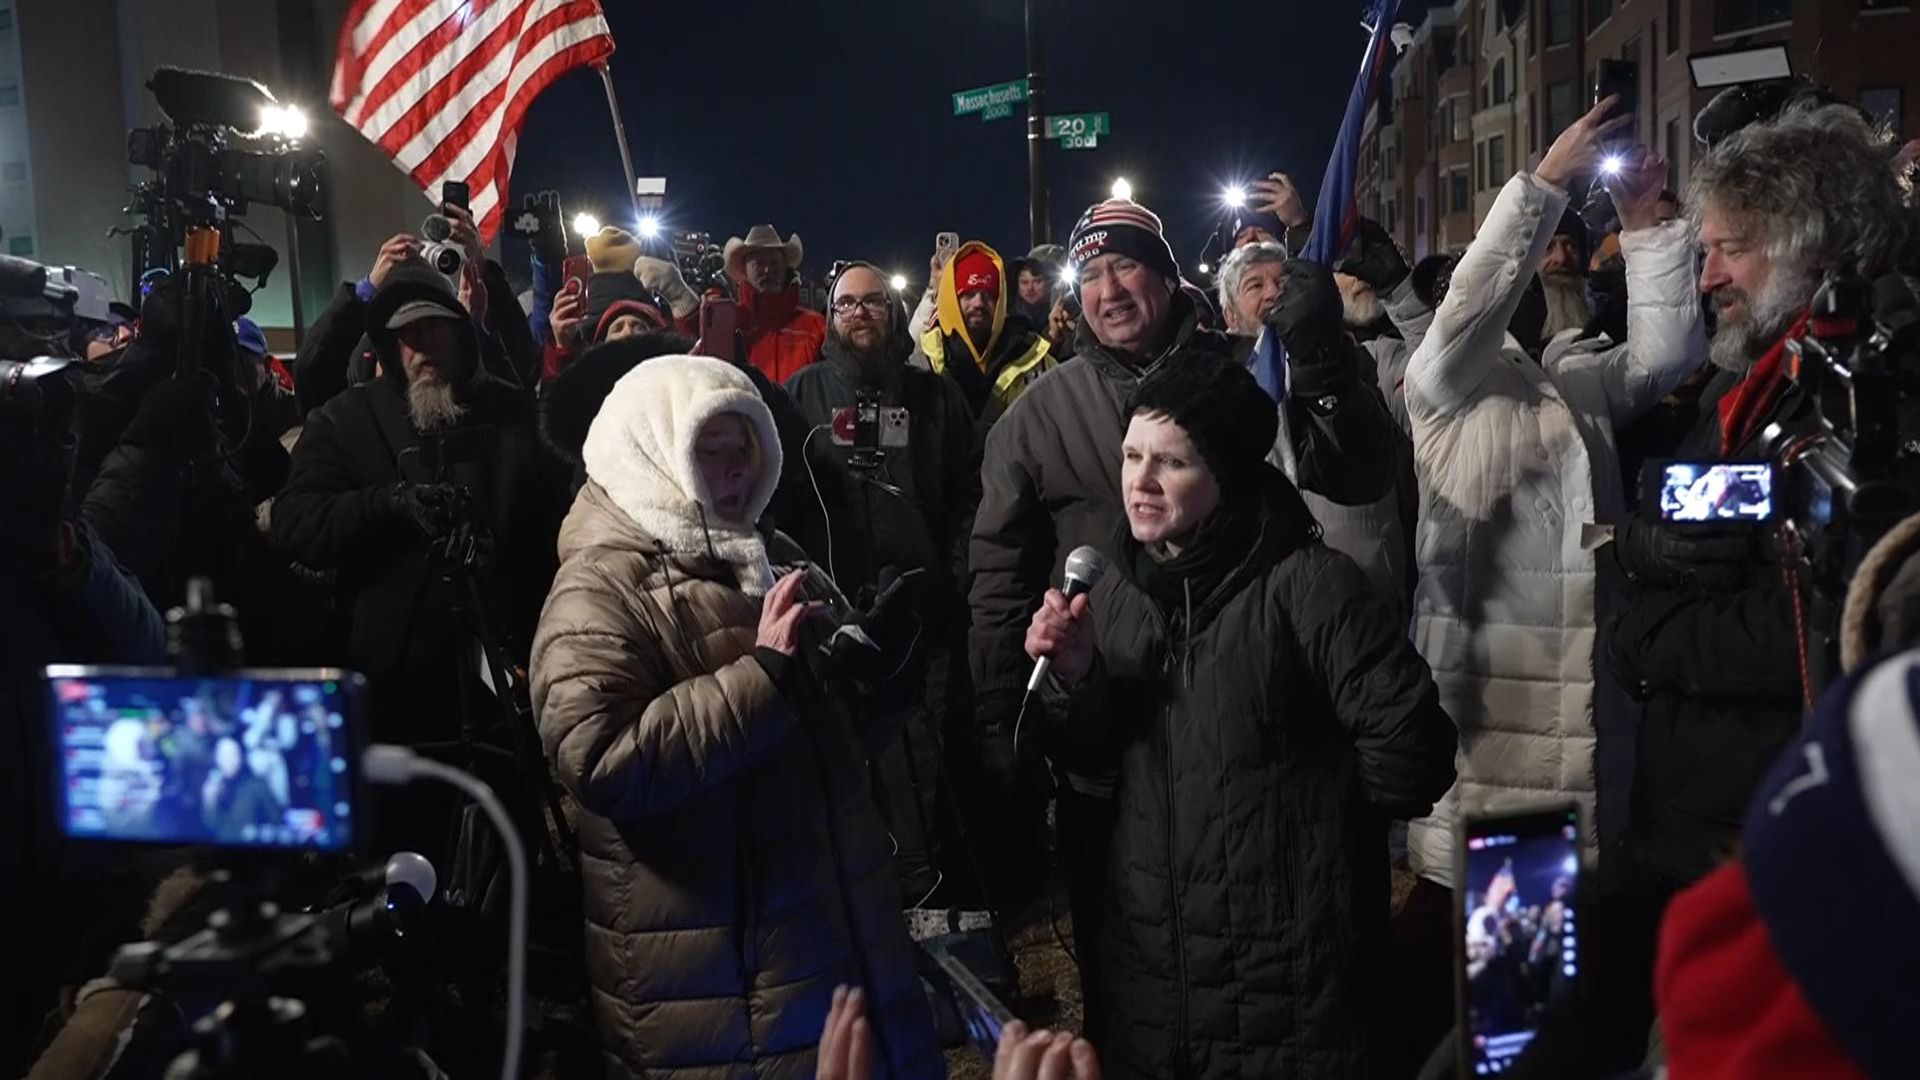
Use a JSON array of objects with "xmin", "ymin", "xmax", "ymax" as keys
[{"xmin": 1406, "ymin": 96, "xmax": 1631, "ymax": 420}]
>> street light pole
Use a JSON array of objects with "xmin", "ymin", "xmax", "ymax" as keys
[{"xmin": 1025, "ymin": 0, "xmax": 1049, "ymax": 247}]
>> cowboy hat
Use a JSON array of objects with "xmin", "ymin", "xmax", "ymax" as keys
[{"xmin": 722, "ymin": 224, "xmax": 804, "ymax": 276}]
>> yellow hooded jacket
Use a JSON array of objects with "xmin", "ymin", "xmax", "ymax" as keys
[{"xmin": 921, "ymin": 241, "xmax": 1053, "ymax": 423}]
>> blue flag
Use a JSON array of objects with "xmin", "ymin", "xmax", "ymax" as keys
[{"xmin": 1253, "ymin": 0, "xmax": 1402, "ymax": 400}]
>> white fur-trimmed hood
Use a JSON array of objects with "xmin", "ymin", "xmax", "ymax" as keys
[{"xmin": 580, "ymin": 354, "xmax": 784, "ymax": 594}]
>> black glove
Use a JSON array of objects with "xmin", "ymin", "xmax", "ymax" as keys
[
  {"xmin": 118, "ymin": 370, "xmax": 219, "ymax": 460},
  {"xmin": 1337, "ymin": 216, "xmax": 1411, "ymax": 293},
  {"xmin": 506, "ymin": 191, "xmax": 568, "ymax": 264},
  {"xmin": 1610, "ymin": 513, "xmax": 1753, "ymax": 591},
  {"xmin": 382, "ymin": 481, "xmax": 469, "ymax": 541},
  {"xmin": 823, "ymin": 567, "xmax": 928, "ymax": 686},
  {"xmin": 1263, "ymin": 258, "xmax": 1345, "ymax": 357},
  {"xmin": 1263, "ymin": 259, "xmax": 1356, "ymax": 401}
]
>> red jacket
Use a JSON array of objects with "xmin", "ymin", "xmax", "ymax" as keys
[{"xmin": 737, "ymin": 279, "xmax": 826, "ymax": 384}]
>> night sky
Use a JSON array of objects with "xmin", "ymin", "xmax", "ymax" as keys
[{"xmin": 509, "ymin": 0, "xmax": 1392, "ymax": 285}]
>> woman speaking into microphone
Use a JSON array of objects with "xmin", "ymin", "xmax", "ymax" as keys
[{"xmin": 1024, "ymin": 348, "xmax": 1457, "ymax": 1078}]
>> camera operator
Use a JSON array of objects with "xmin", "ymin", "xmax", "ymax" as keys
[
  {"xmin": 786, "ymin": 262, "xmax": 982, "ymax": 908},
  {"xmin": 270, "ymin": 259, "xmax": 569, "ymax": 847},
  {"xmin": 1606, "ymin": 102, "xmax": 1920, "ymax": 905},
  {"xmin": 293, "ymin": 204, "xmax": 540, "ymax": 416},
  {"xmin": 0, "ymin": 332, "xmax": 169, "ymax": 1070}
]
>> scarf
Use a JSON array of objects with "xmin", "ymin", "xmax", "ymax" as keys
[{"xmin": 1717, "ymin": 311, "xmax": 1812, "ymax": 456}]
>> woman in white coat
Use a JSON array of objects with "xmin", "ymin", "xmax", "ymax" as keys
[{"xmin": 1400, "ymin": 96, "xmax": 1706, "ymax": 896}]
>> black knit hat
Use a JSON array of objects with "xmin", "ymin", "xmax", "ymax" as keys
[
  {"xmin": 1124, "ymin": 348, "xmax": 1278, "ymax": 492},
  {"xmin": 1068, "ymin": 199, "xmax": 1179, "ymax": 284}
]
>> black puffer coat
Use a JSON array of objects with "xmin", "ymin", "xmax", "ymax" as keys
[{"xmin": 1044, "ymin": 473, "xmax": 1457, "ymax": 1079}]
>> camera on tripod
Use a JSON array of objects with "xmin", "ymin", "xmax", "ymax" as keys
[
  {"xmin": 33, "ymin": 580, "xmax": 457, "ymax": 1079},
  {"xmin": 831, "ymin": 389, "xmax": 910, "ymax": 470},
  {"xmin": 124, "ymin": 67, "xmax": 327, "ymax": 318}
]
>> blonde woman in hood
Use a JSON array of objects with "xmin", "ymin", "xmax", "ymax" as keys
[{"xmin": 529, "ymin": 354, "xmax": 940, "ymax": 1079}]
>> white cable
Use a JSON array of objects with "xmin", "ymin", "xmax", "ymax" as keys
[
  {"xmin": 364, "ymin": 744, "xmax": 526, "ymax": 1080},
  {"xmin": 801, "ymin": 424, "xmax": 837, "ymax": 583}
]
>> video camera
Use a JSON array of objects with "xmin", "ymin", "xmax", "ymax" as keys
[
  {"xmin": 29, "ymin": 583, "xmax": 494, "ymax": 1079},
  {"xmin": 125, "ymin": 67, "xmax": 327, "ymax": 318},
  {"xmin": 1765, "ymin": 273, "xmax": 1920, "ymax": 575},
  {"xmin": 672, "ymin": 231, "xmax": 730, "ymax": 296}
]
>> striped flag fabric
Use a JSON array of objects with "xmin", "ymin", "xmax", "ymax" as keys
[
  {"xmin": 330, "ymin": 0, "xmax": 616, "ymax": 242},
  {"xmin": 1254, "ymin": 0, "xmax": 1401, "ymax": 401}
]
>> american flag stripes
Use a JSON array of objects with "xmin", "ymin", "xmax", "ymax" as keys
[{"xmin": 330, "ymin": 0, "xmax": 616, "ymax": 241}]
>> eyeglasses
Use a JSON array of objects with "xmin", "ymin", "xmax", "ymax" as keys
[{"xmin": 831, "ymin": 295, "xmax": 891, "ymax": 316}]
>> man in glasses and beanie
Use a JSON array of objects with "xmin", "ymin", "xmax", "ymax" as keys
[{"xmin": 725, "ymin": 223, "xmax": 828, "ymax": 383}]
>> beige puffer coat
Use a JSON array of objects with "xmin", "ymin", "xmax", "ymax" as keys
[{"xmin": 530, "ymin": 356, "xmax": 939, "ymax": 1079}]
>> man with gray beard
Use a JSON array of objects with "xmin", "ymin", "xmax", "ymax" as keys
[
  {"xmin": 1539, "ymin": 206, "xmax": 1595, "ymax": 342},
  {"xmin": 1607, "ymin": 100, "xmax": 1919, "ymax": 906},
  {"xmin": 272, "ymin": 262, "xmax": 568, "ymax": 756}
]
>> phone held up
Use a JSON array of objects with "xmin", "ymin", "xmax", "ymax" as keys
[
  {"xmin": 440, "ymin": 179, "xmax": 470, "ymax": 212},
  {"xmin": 1455, "ymin": 802, "xmax": 1582, "ymax": 1076}
]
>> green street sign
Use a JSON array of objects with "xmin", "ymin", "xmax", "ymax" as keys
[
  {"xmin": 980, "ymin": 103, "xmax": 1015, "ymax": 122},
  {"xmin": 1045, "ymin": 113, "xmax": 1110, "ymax": 140},
  {"xmin": 952, "ymin": 79, "xmax": 1029, "ymax": 117},
  {"xmin": 1061, "ymin": 133, "xmax": 1099, "ymax": 150}
]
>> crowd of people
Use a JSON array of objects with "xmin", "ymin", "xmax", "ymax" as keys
[{"xmin": 3, "ymin": 75, "xmax": 1920, "ymax": 1080}]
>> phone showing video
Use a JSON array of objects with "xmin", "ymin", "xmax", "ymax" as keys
[
  {"xmin": 1456, "ymin": 803, "xmax": 1581, "ymax": 1076},
  {"xmin": 44, "ymin": 666, "xmax": 365, "ymax": 853},
  {"xmin": 1646, "ymin": 459, "xmax": 1776, "ymax": 525}
]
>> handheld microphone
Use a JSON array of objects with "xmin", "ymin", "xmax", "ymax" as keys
[{"xmin": 1027, "ymin": 545, "xmax": 1107, "ymax": 693}]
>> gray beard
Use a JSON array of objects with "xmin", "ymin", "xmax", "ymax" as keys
[
  {"xmin": 1342, "ymin": 287, "xmax": 1384, "ymax": 328},
  {"xmin": 1709, "ymin": 265, "xmax": 1816, "ymax": 374},
  {"xmin": 1541, "ymin": 273, "xmax": 1591, "ymax": 339},
  {"xmin": 407, "ymin": 376, "xmax": 467, "ymax": 431}
]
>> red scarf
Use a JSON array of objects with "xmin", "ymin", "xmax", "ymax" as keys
[{"xmin": 1717, "ymin": 311, "xmax": 1811, "ymax": 456}]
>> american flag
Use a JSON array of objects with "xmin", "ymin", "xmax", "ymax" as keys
[
  {"xmin": 1253, "ymin": 0, "xmax": 1401, "ymax": 400},
  {"xmin": 330, "ymin": 0, "xmax": 616, "ymax": 241}
]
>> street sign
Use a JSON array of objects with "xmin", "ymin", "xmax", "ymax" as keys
[
  {"xmin": 952, "ymin": 79, "xmax": 1029, "ymax": 117},
  {"xmin": 1044, "ymin": 113, "xmax": 1110, "ymax": 140},
  {"xmin": 980, "ymin": 103, "xmax": 1015, "ymax": 122},
  {"xmin": 1061, "ymin": 133, "xmax": 1099, "ymax": 150}
]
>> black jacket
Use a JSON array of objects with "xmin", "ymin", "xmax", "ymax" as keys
[
  {"xmin": 1608, "ymin": 366, "xmax": 1808, "ymax": 886},
  {"xmin": 783, "ymin": 338, "xmax": 981, "ymax": 611},
  {"xmin": 270, "ymin": 271, "xmax": 569, "ymax": 741},
  {"xmin": 968, "ymin": 293, "xmax": 1398, "ymax": 735},
  {"xmin": 1043, "ymin": 472, "xmax": 1456, "ymax": 1078}
]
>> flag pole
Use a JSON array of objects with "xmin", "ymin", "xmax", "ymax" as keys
[{"xmin": 596, "ymin": 63, "xmax": 643, "ymax": 224}]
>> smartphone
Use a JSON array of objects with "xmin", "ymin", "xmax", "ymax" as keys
[
  {"xmin": 935, "ymin": 232, "xmax": 960, "ymax": 260},
  {"xmin": 44, "ymin": 666, "xmax": 366, "ymax": 853},
  {"xmin": 441, "ymin": 180, "xmax": 471, "ymax": 212},
  {"xmin": 1456, "ymin": 803, "xmax": 1582, "ymax": 1077},
  {"xmin": 562, "ymin": 253, "xmax": 592, "ymax": 296},
  {"xmin": 1643, "ymin": 459, "xmax": 1776, "ymax": 525},
  {"xmin": 1593, "ymin": 59, "xmax": 1640, "ymax": 148},
  {"xmin": 694, "ymin": 296, "xmax": 740, "ymax": 362}
]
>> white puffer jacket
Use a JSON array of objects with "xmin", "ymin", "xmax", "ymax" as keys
[{"xmin": 1402, "ymin": 173, "xmax": 1705, "ymax": 887}]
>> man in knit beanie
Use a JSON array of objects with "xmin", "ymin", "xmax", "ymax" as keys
[{"xmin": 966, "ymin": 193, "xmax": 1399, "ymax": 1018}]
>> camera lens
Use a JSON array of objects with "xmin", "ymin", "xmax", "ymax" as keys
[{"xmin": 427, "ymin": 244, "xmax": 462, "ymax": 275}]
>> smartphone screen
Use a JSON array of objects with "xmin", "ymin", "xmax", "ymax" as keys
[
  {"xmin": 1458, "ymin": 804, "xmax": 1581, "ymax": 1075},
  {"xmin": 44, "ymin": 666, "xmax": 364, "ymax": 852},
  {"xmin": 1650, "ymin": 460, "xmax": 1776, "ymax": 524}
]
